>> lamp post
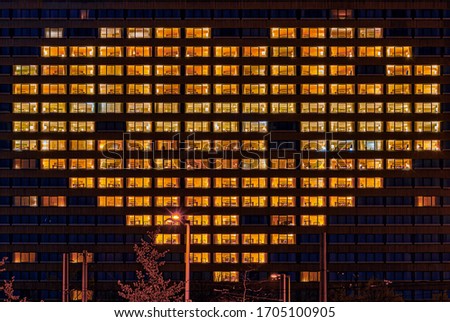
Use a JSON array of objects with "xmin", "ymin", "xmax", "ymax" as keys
[
  {"xmin": 271, "ymin": 273, "xmax": 291, "ymax": 302},
  {"xmin": 166, "ymin": 213, "xmax": 191, "ymax": 302}
]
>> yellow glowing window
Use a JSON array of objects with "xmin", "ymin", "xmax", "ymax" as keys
[
  {"xmin": 329, "ymin": 196, "xmax": 355, "ymax": 207},
  {"xmin": 69, "ymin": 121, "xmax": 94, "ymax": 133},
  {"xmin": 99, "ymin": 27, "xmax": 122, "ymax": 38},
  {"xmin": 69, "ymin": 83, "xmax": 94, "ymax": 95},
  {"xmin": 330, "ymin": 159, "xmax": 355, "ymax": 170},
  {"xmin": 241, "ymin": 159, "xmax": 268, "ymax": 170},
  {"xmin": 155, "ymin": 234, "xmax": 180, "ymax": 245},
  {"xmin": 126, "ymin": 215, "xmax": 151, "ymax": 226},
  {"xmin": 301, "ymin": 121, "xmax": 326, "ymax": 132},
  {"xmin": 241, "ymin": 177, "xmax": 266, "ymax": 188},
  {"xmin": 185, "ymin": 122, "xmax": 209, "ymax": 133},
  {"xmin": 301, "ymin": 215, "xmax": 326, "ymax": 226},
  {"xmin": 213, "ymin": 234, "xmax": 239, "ymax": 245},
  {"xmin": 358, "ymin": 102, "xmax": 383, "ymax": 113},
  {"xmin": 185, "ymin": 46, "xmax": 209, "ymax": 57},
  {"xmin": 270, "ymin": 102, "xmax": 295, "ymax": 113},
  {"xmin": 40, "ymin": 121, "xmax": 66, "ymax": 132},
  {"xmin": 214, "ymin": 159, "xmax": 240, "ymax": 170},
  {"xmin": 358, "ymin": 28, "xmax": 383, "ymax": 38},
  {"xmin": 241, "ymin": 196, "xmax": 267, "ymax": 207},
  {"xmin": 330, "ymin": 28, "xmax": 354, "ymax": 38},
  {"xmin": 98, "ymin": 83, "xmax": 123, "ymax": 95},
  {"xmin": 190, "ymin": 253, "xmax": 210, "ymax": 263},
  {"xmin": 155, "ymin": 28, "xmax": 180, "ymax": 38},
  {"xmin": 358, "ymin": 46, "xmax": 382, "ymax": 57},
  {"xmin": 415, "ymin": 102, "xmax": 440, "ymax": 114},
  {"xmin": 185, "ymin": 102, "xmax": 210, "ymax": 114},
  {"xmin": 97, "ymin": 140, "xmax": 123, "ymax": 151},
  {"xmin": 243, "ymin": 65, "xmax": 267, "ymax": 76},
  {"xmin": 242, "ymin": 253, "xmax": 267, "ymax": 263},
  {"xmin": 213, "ymin": 271, "xmax": 239, "ymax": 282},
  {"xmin": 242, "ymin": 46, "xmax": 268, "ymax": 57},
  {"xmin": 300, "ymin": 196, "xmax": 326, "ymax": 207},
  {"xmin": 301, "ymin": 140, "xmax": 326, "ymax": 151},
  {"xmin": 329, "ymin": 102, "xmax": 354, "ymax": 113},
  {"xmin": 415, "ymin": 84, "xmax": 439, "ymax": 95},
  {"xmin": 41, "ymin": 83, "xmax": 66, "ymax": 95},
  {"xmin": 241, "ymin": 140, "xmax": 266, "ymax": 151},
  {"xmin": 98, "ymin": 46, "xmax": 123, "ymax": 57},
  {"xmin": 271, "ymin": 27, "xmax": 296, "ymax": 38},
  {"xmin": 153, "ymin": 159, "xmax": 180, "ymax": 170},
  {"xmin": 155, "ymin": 84, "xmax": 180, "ymax": 95},
  {"xmin": 386, "ymin": 46, "xmax": 411, "ymax": 57},
  {"xmin": 13, "ymin": 102, "xmax": 38, "ymax": 113},
  {"xmin": 70, "ymin": 290, "xmax": 93, "ymax": 301},
  {"xmin": 154, "ymin": 215, "xmax": 180, "ymax": 226},
  {"xmin": 41, "ymin": 196, "xmax": 66, "ymax": 207},
  {"xmin": 300, "ymin": 46, "xmax": 326, "ymax": 57},
  {"xmin": 415, "ymin": 140, "xmax": 440, "ymax": 151},
  {"xmin": 41, "ymin": 65, "xmax": 66, "ymax": 76},
  {"xmin": 329, "ymin": 140, "xmax": 354, "ymax": 151},
  {"xmin": 97, "ymin": 177, "xmax": 123, "ymax": 189},
  {"xmin": 127, "ymin": 27, "xmax": 151, "ymax": 38},
  {"xmin": 358, "ymin": 159, "xmax": 383, "ymax": 170},
  {"xmin": 330, "ymin": 177, "xmax": 354, "ymax": 188},
  {"xmin": 186, "ymin": 27, "xmax": 210, "ymax": 38},
  {"xmin": 272, "ymin": 65, "xmax": 296, "ymax": 76},
  {"xmin": 214, "ymin": 177, "xmax": 239, "ymax": 188},
  {"xmin": 329, "ymin": 121, "xmax": 354, "ymax": 132},
  {"xmin": 154, "ymin": 196, "xmax": 180, "ymax": 207},
  {"xmin": 185, "ymin": 65, "xmax": 210, "ymax": 76},
  {"xmin": 41, "ymin": 46, "xmax": 66, "ymax": 57},
  {"xmin": 271, "ymin": 196, "xmax": 295, "ymax": 207},
  {"xmin": 69, "ymin": 140, "xmax": 95, "ymax": 151},
  {"xmin": 13, "ymin": 83, "xmax": 38, "ymax": 95},
  {"xmin": 191, "ymin": 234, "xmax": 210, "ymax": 245},
  {"xmin": 358, "ymin": 178, "xmax": 383, "ymax": 189},
  {"xmin": 186, "ymin": 84, "xmax": 209, "ymax": 95},
  {"xmin": 214, "ymin": 65, "xmax": 239, "ymax": 76},
  {"xmin": 330, "ymin": 84, "xmax": 354, "ymax": 95},
  {"xmin": 214, "ymin": 103, "xmax": 239, "ymax": 113},
  {"xmin": 126, "ymin": 196, "xmax": 151, "ymax": 207},
  {"xmin": 358, "ymin": 121, "xmax": 383, "ymax": 132},
  {"xmin": 272, "ymin": 84, "xmax": 296, "ymax": 95},
  {"xmin": 213, "ymin": 196, "xmax": 239, "ymax": 207},
  {"xmin": 301, "ymin": 28, "xmax": 325, "ymax": 38},
  {"xmin": 14, "ymin": 65, "xmax": 38, "ymax": 76},
  {"xmin": 242, "ymin": 84, "xmax": 267, "ymax": 95},
  {"xmin": 185, "ymin": 196, "xmax": 210, "ymax": 207},
  {"xmin": 41, "ymin": 102, "xmax": 66, "ymax": 113},
  {"xmin": 98, "ymin": 65, "xmax": 123, "ymax": 76},
  {"xmin": 154, "ymin": 177, "xmax": 179, "ymax": 189},
  {"xmin": 386, "ymin": 102, "xmax": 411, "ymax": 113},
  {"xmin": 12, "ymin": 196, "xmax": 38, "ymax": 207},
  {"xmin": 70, "ymin": 46, "xmax": 95, "ymax": 57},
  {"xmin": 213, "ymin": 215, "xmax": 238, "ymax": 226},
  {"xmin": 185, "ymin": 178, "xmax": 210, "ymax": 189},
  {"xmin": 40, "ymin": 140, "xmax": 66, "ymax": 151},
  {"xmin": 242, "ymin": 234, "xmax": 267, "ymax": 245},
  {"xmin": 359, "ymin": 84, "xmax": 383, "ymax": 95},
  {"xmin": 301, "ymin": 177, "xmax": 326, "ymax": 188},
  {"xmin": 186, "ymin": 215, "xmax": 210, "ymax": 226},
  {"xmin": 214, "ymin": 253, "xmax": 239, "ymax": 263},
  {"xmin": 272, "ymin": 159, "xmax": 297, "ymax": 169},
  {"xmin": 415, "ymin": 196, "xmax": 439, "ymax": 207},
  {"xmin": 126, "ymin": 103, "xmax": 152, "ymax": 114},
  {"xmin": 44, "ymin": 28, "xmax": 64, "ymax": 38},
  {"xmin": 69, "ymin": 177, "xmax": 95, "ymax": 189},
  {"xmin": 329, "ymin": 65, "xmax": 354, "ymax": 76},
  {"xmin": 213, "ymin": 84, "xmax": 239, "ymax": 95},
  {"xmin": 98, "ymin": 158, "xmax": 123, "ymax": 170},
  {"xmin": 271, "ymin": 234, "xmax": 295, "ymax": 245},
  {"xmin": 272, "ymin": 46, "xmax": 296, "ymax": 57},
  {"xmin": 386, "ymin": 65, "xmax": 411, "ymax": 76},
  {"xmin": 69, "ymin": 159, "xmax": 95, "ymax": 170},
  {"xmin": 155, "ymin": 140, "xmax": 178, "ymax": 150},
  {"xmin": 69, "ymin": 65, "xmax": 94, "ymax": 76},
  {"xmin": 13, "ymin": 252, "xmax": 37, "ymax": 263},
  {"xmin": 301, "ymin": 84, "xmax": 325, "ymax": 95},
  {"xmin": 300, "ymin": 272, "xmax": 320, "ymax": 282},
  {"xmin": 127, "ymin": 84, "xmax": 151, "ymax": 95},
  {"xmin": 301, "ymin": 102, "xmax": 326, "ymax": 114},
  {"xmin": 386, "ymin": 121, "xmax": 411, "ymax": 132},
  {"xmin": 41, "ymin": 159, "xmax": 66, "ymax": 170},
  {"xmin": 155, "ymin": 65, "xmax": 180, "ymax": 76},
  {"xmin": 154, "ymin": 121, "xmax": 180, "ymax": 132},
  {"xmin": 331, "ymin": 46, "xmax": 355, "ymax": 57},
  {"xmin": 415, "ymin": 65, "xmax": 440, "ymax": 76},
  {"xmin": 127, "ymin": 46, "xmax": 152, "ymax": 57},
  {"xmin": 214, "ymin": 46, "xmax": 239, "ymax": 57},
  {"xmin": 271, "ymin": 215, "xmax": 295, "ymax": 226},
  {"xmin": 300, "ymin": 65, "xmax": 325, "ymax": 76}
]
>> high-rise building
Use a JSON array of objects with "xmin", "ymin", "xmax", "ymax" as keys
[{"xmin": 0, "ymin": 0, "xmax": 449, "ymax": 301}]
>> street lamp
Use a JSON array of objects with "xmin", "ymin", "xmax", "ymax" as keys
[
  {"xmin": 271, "ymin": 273, "xmax": 291, "ymax": 302},
  {"xmin": 166, "ymin": 213, "xmax": 191, "ymax": 302}
]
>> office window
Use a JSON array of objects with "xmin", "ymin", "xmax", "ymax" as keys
[
  {"xmin": 213, "ymin": 253, "xmax": 239, "ymax": 264},
  {"xmin": 359, "ymin": 28, "xmax": 383, "ymax": 38},
  {"xmin": 155, "ymin": 28, "xmax": 180, "ymax": 38},
  {"xmin": 301, "ymin": 84, "xmax": 325, "ymax": 95},
  {"xmin": 70, "ymin": 46, "xmax": 95, "ymax": 57},
  {"xmin": 330, "ymin": 28, "xmax": 354, "ymax": 38},
  {"xmin": 69, "ymin": 65, "xmax": 94, "ymax": 76},
  {"xmin": 272, "ymin": 84, "xmax": 296, "ymax": 95},
  {"xmin": 98, "ymin": 65, "xmax": 123, "ymax": 76},
  {"xmin": 68, "ymin": 83, "xmax": 94, "ymax": 95},
  {"xmin": 13, "ymin": 102, "xmax": 38, "ymax": 113},
  {"xmin": 69, "ymin": 121, "xmax": 94, "ymax": 133},
  {"xmin": 154, "ymin": 103, "xmax": 179, "ymax": 113},
  {"xmin": 359, "ymin": 84, "xmax": 383, "ymax": 95},
  {"xmin": 13, "ymin": 196, "xmax": 38, "ymax": 207},
  {"xmin": 98, "ymin": 140, "xmax": 123, "ymax": 151},
  {"xmin": 183, "ymin": 103, "xmax": 209, "ymax": 114},
  {"xmin": 13, "ymin": 121, "xmax": 38, "ymax": 132},
  {"xmin": 386, "ymin": 102, "xmax": 411, "ymax": 113},
  {"xmin": 44, "ymin": 28, "xmax": 64, "ymax": 38},
  {"xmin": 69, "ymin": 177, "xmax": 95, "ymax": 189},
  {"xmin": 185, "ymin": 215, "xmax": 209, "ymax": 226},
  {"xmin": 214, "ymin": 46, "xmax": 239, "ymax": 57},
  {"xmin": 242, "ymin": 84, "xmax": 267, "ymax": 95},
  {"xmin": 330, "ymin": 196, "xmax": 355, "ymax": 207},
  {"xmin": 190, "ymin": 253, "xmax": 210, "ymax": 264},
  {"xmin": 155, "ymin": 234, "xmax": 180, "ymax": 245},
  {"xmin": 240, "ymin": 177, "xmax": 266, "ymax": 188},
  {"xmin": 213, "ymin": 103, "xmax": 239, "ymax": 113},
  {"xmin": 386, "ymin": 121, "xmax": 411, "ymax": 132},
  {"xmin": 98, "ymin": 46, "xmax": 123, "ymax": 57},
  {"xmin": 242, "ymin": 234, "xmax": 267, "ymax": 245},
  {"xmin": 13, "ymin": 83, "xmax": 38, "ymax": 95},
  {"xmin": 301, "ymin": 28, "xmax": 326, "ymax": 38},
  {"xmin": 358, "ymin": 159, "xmax": 383, "ymax": 170},
  {"xmin": 301, "ymin": 102, "xmax": 326, "ymax": 114},
  {"xmin": 243, "ymin": 65, "xmax": 267, "ymax": 76},
  {"xmin": 126, "ymin": 215, "xmax": 151, "ymax": 226},
  {"xmin": 126, "ymin": 196, "xmax": 151, "ymax": 207},
  {"xmin": 301, "ymin": 159, "xmax": 326, "ymax": 170},
  {"xmin": 331, "ymin": 46, "xmax": 355, "ymax": 57},
  {"xmin": 155, "ymin": 140, "xmax": 178, "ymax": 150},
  {"xmin": 415, "ymin": 196, "xmax": 439, "ymax": 207},
  {"xmin": 127, "ymin": 28, "xmax": 151, "ymax": 38},
  {"xmin": 213, "ymin": 196, "xmax": 239, "ymax": 207},
  {"xmin": 214, "ymin": 84, "xmax": 239, "ymax": 95},
  {"xmin": 329, "ymin": 159, "xmax": 354, "ymax": 170},
  {"xmin": 185, "ymin": 196, "xmax": 210, "ymax": 207},
  {"xmin": 186, "ymin": 84, "xmax": 209, "ymax": 95},
  {"xmin": 386, "ymin": 46, "xmax": 411, "ymax": 57},
  {"xmin": 271, "ymin": 196, "xmax": 295, "ymax": 207},
  {"xmin": 358, "ymin": 46, "xmax": 382, "ymax": 57},
  {"xmin": 242, "ymin": 196, "xmax": 267, "ymax": 207},
  {"xmin": 301, "ymin": 196, "xmax": 326, "ymax": 207},
  {"xmin": 186, "ymin": 27, "xmax": 210, "ymax": 38},
  {"xmin": 329, "ymin": 102, "xmax": 354, "ymax": 114},
  {"xmin": 386, "ymin": 158, "xmax": 410, "ymax": 171},
  {"xmin": 243, "ymin": 46, "xmax": 268, "ymax": 57},
  {"xmin": 415, "ymin": 65, "xmax": 439, "ymax": 76},
  {"xmin": 301, "ymin": 121, "xmax": 326, "ymax": 132},
  {"xmin": 358, "ymin": 102, "xmax": 383, "ymax": 113},
  {"xmin": 126, "ymin": 140, "xmax": 152, "ymax": 151},
  {"xmin": 330, "ymin": 65, "xmax": 354, "ymax": 76},
  {"xmin": 69, "ymin": 140, "xmax": 95, "ymax": 151},
  {"xmin": 301, "ymin": 178, "xmax": 326, "ymax": 188},
  {"xmin": 358, "ymin": 121, "xmax": 383, "ymax": 132},
  {"xmin": 154, "ymin": 178, "xmax": 179, "ymax": 188},
  {"xmin": 301, "ymin": 215, "xmax": 326, "ymax": 226},
  {"xmin": 97, "ymin": 102, "xmax": 122, "ymax": 114},
  {"xmin": 301, "ymin": 46, "xmax": 326, "ymax": 57},
  {"xmin": 242, "ymin": 140, "xmax": 266, "ymax": 151},
  {"xmin": 415, "ymin": 140, "xmax": 440, "ymax": 151},
  {"xmin": 300, "ymin": 272, "xmax": 320, "ymax": 282},
  {"xmin": 213, "ymin": 65, "xmax": 239, "ymax": 76},
  {"xmin": 127, "ymin": 103, "xmax": 152, "ymax": 114},
  {"xmin": 13, "ymin": 252, "xmax": 37, "ymax": 263},
  {"xmin": 186, "ymin": 65, "xmax": 210, "ymax": 76},
  {"xmin": 125, "ymin": 121, "xmax": 151, "ymax": 133},
  {"xmin": 41, "ymin": 196, "xmax": 66, "ymax": 207},
  {"xmin": 99, "ymin": 28, "xmax": 122, "ymax": 38},
  {"xmin": 213, "ymin": 271, "xmax": 239, "ymax": 282},
  {"xmin": 127, "ymin": 84, "xmax": 151, "ymax": 95},
  {"xmin": 330, "ymin": 84, "xmax": 354, "ymax": 95},
  {"xmin": 155, "ymin": 65, "xmax": 180, "ymax": 76},
  {"xmin": 154, "ymin": 196, "xmax": 180, "ymax": 207},
  {"xmin": 186, "ymin": 139, "xmax": 210, "ymax": 151},
  {"xmin": 41, "ymin": 46, "xmax": 66, "ymax": 57},
  {"xmin": 213, "ymin": 215, "xmax": 238, "ymax": 226},
  {"xmin": 185, "ymin": 178, "xmax": 210, "ymax": 189},
  {"xmin": 270, "ymin": 102, "xmax": 295, "ymax": 114},
  {"xmin": 40, "ymin": 140, "xmax": 66, "ymax": 151},
  {"xmin": 271, "ymin": 27, "xmax": 296, "ymax": 38},
  {"xmin": 155, "ymin": 84, "xmax": 180, "ymax": 95},
  {"xmin": 185, "ymin": 122, "xmax": 210, "ymax": 133},
  {"xmin": 271, "ymin": 234, "xmax": 295, "ymax": 245},
  {"xmin": 128, "ymin": 46, "xmax": 152, "ymax": 57},
  {"xmin": 41, "ymin": 159, "xmax": 66, "ymax": 170},
  {"xmin": 386, "ymin": 65, "xmax": 411, "ymax": 76},
  {"xmin": 41, "ymin": 102, "xmax": 66, "ymax": 113},
  {"xmin": 40, "ymin": 121, "xmax": 66, "ymax": 132},
  {"xmin": 358, "ymin": 178, "xmax": 383, "ymax": 189},
  {"xmin": 185, "ymin": 46, "xmax": 209, "ymax": 57},
  {"xmin": 329, "ymin": 140, "xmax": 354, "ymax": 151},
  {"xmin": 358, "ymin": 140, "xmax": 383, "ymax": 151},
  {"xmin": 41, "ymin": 83, "xmax": 66, "ymax": 95},
  {"xmin": 214, "ymin": 178, "xmax": 239, "ymax": 188},
  {"xmin": 154, "ymin": 122, "xmax": 180, "ymax": 132},
  {"xmin": 14, "ymin": 65, "xmax": 38, "ymax": 76},
  {"xmin": 415, "ymin": 102, "xmax": 440, "ymax": 114},
  {"xmin": 242, "ymin": 253, "xmax": 267, "ymax": 264},
  {"xmin": 271, "ymin": 215, "xmax": 295, "ymax": 226},
  {"xmin": 213, "ymin": 233, "xmax": 239, "ymax": 245},
  {"xmin": 69, "ymin": 159, "xmax": 95, "ymax": 170},
  {"xmin": 415, "ymin": 84, "xmax": 439, "ymax": 95}
]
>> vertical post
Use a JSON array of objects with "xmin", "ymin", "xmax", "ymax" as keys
[
  {"xmin": 320, "ymin": 232, "xmax": 328, "ymax": 302},
  {"xmin": 282, "ymin": 274, "xmax": 286, "ymax": 302},
  {"xmin": 82, "ymin": 250, "xmax": 88, "ymax": 302},
  {"xmin": 185, "ymin": 221, "xmax": 191, "ymax": 302},
  {"xmin": 286, "ymin": 275, "xmax": 291, "ymax": 302},
  {"xmin": 62, "ymin": 253, "xmax": 69, "ymax": 302}
]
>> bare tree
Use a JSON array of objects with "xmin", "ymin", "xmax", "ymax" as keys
[
  {"xmin": 117, "ymin": 230, "xmax": 184, "ymax": 302},
  {"xmin": 0, "ymin": 257, "xmax": 24, "ymax": 302}
]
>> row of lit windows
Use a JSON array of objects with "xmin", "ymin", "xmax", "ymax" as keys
[
  {"xmin": 12, "ymin": 157, "xmax": 418, "ymax": 171},
  {"xmin": 12, "ymin": 83, "xmax": 441, "ymax": 95},
  {"xmin": 13, "ymin": 64, "xmax": 441, "ymax": 77},
  {"xmin": 38, "ymin": 45, "xmax": 413, "ymax": 58},
  {"xmin": 12, "ymin": 195, "xmax": 439, "ymax": 208},
  {"xmin": 210, "ymin": 271, "xmax": 319, "ymax": 283},
  {"xmin": 11, "ymin": 102, "xmax": 441, "ymax": 114}
]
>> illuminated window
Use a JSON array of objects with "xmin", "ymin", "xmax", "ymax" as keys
[
  {"xmin": 126, "ymin": 215, "xmax": 151, "ymax": 226},
  {"xmin": 301, "ymin": 84, "xmax": 325, "ymax": 95},
  {"xmin": 127, "ymin": 46, "xmax": 152, "ymax": 57},
  {"xmin": 301, "ymin": 121, "xmax": 326, "ymax": 132},
  {"xmin": 40, "ymin": 140, "xmax": 66, "ymax": 151},
  {"xmin": 214, "ymin": 253, "xmax": 239, "ymax": 263},
  {"xmin": 185, "ymin": 177, "xmax": 210, "ymax": 188},
  {"xmin": 41, "ymin": 83, "xmax": 66, "ymax": 95},
  {"xmin": 97, "ymin": 140, "xmax": 123, "ymax": 151},
  {"xmin": 300, "ymin": 65, "xmax": 325, "ymax": 76},
  {"xmin": 190, "ymin": 253, "xmax": 210, "ymax": 263},
  {"xmin": 153, "ymin": 159, "xmax": 179, "ymax": 170},
  {"xmin": 186, "ymin": 27, "xmax": 210, "ymax": 38},
  {"xmin": 358, "ymin": 102, "xmax": 383, "ymax": 113},
  {"xmin": 13, "ymin": 83, "xmax": 38, "ymax": 94},
  {"xmin": 301, "ymin": 46, "xmax": 326, "ymax": 57},
  {"xmin": 155, "ymin": 84, "xmax": 180, "ymax": 95},
  {"xmin": 386, "ymin": 102, "xmax": 411, "ymax": 113},
  {"xmin": 415, "ymin": 140, "xmax": 440, "ymax": 151},
  {"xmin": 330, "ymin": 65, "xmax": 354, "ymax": 76},
  {"xmin": 155, "ymin": 65, "xmax": 180, "ymax": 76},
  {"xmin": 242, "ymin": 84, "xmax": 267, "ymax": 95},
  {"xmin": 301, "ymin": 215, "xmax": 326, "ymax": 226},
  {"xmin": 155, "ymin": 234, "xmax": 180, "ymax": 245},
  {"xmin": 155, "ymin": 140, "xmax": 178, "ymax": 150},
  {"xmin": 358, "ymin": 46, "xmax": 382, "ymax": 57},
  {"xmin": 415, "ymin": 196, "xmax": 439, "ymax": 207},
  {"xmin": 69, "ymin": 140, "xmax": 94, "ymax": 151},
  {"xmin": 329, "ymin": 196, "xmax": 355, "ymax": 207},
  {"xmin": 241, "ymin": 159, "xmax": 268, "ymax": 170},
  {"xmin": 272, "ymin": 65, "xmax": 297, "ymax": 76},
  {"xmin": 300, "ymin": 196, "xmax": 326, "ymax": 207},
  {"xmin": 243, "ymin": 65, "xmax": 267, "ymax": 76},
  {"xmin": 213, "ymin": 234, "xmax": 239, "ymax": 245},
  {"xmin": 330, "ymin": 28, "xmax": 354, "ymax": 38},
  {"xmin": 271, "ymin": 234, "xmax": 295, "ymax": 245},
  {"xmin": 358, "ymin": 121, "xmax": 383, "ymax": 132},
  {"xmin": 242, "ymin": 196, "xmax": 267, "ymax": 207},
  {"xmin": 155, "ymin": 28, "xmax": 180, "ymax": 38},
  {"xmin": 359, "ymin": 28, "xmax": 383, "ymax": 38},
  {"xmin": 358, "ymin": 178, "xmax": 383, "ymax": 189},
  {"xmin": 301, "ymin": 102, "xmax": 326, "ymax": 114},
  {"xmin": 186, "ymin": 84, "xmax": 209, "ymax": 95},
  {"xmin": 98, "ymin": 46, "xmax": 123, "ymax": 57},
  {"xmin": 358, "ymin": 159, "xmax": 383, "ymax": 170},
  {"xmin": 69, "ymin": 121, "xmax": 94, "ymax": 132},
  {"xmin": 243, "ymin": 46, "xmax": 268, "ymax": 57},
  {"xmin": 242, "ymin": 253, "xmax": 267, "ymax": 263},
  {"xmin": 126, "ymin": 140, "xmax": 152, "ymax": 152},
  {"xmin": 154, "ymin": 178, "xmax": 179, "ymax": 189},
  {"xmin": 415, "ymin": 84, "xmax": 439, "ymax": 95},
  {"xmin": 331, "ymin": 46, "xmax": 354, "ymax": 57},
  {"xmin": 154, "ymin": 214, "xmax": 177, "ymax": 225},
  {"xmin": 214, "ymin": 177, "xmax": 239, "ymax": 188},
  {"xmin": 41, "ymin": 46, "xmax": 66, "ymax": 57},
  {"xmin": 96, "ymin": 102, "xmax": 121, "ymax": 114},
  {"xmin": 185, "ymin": 46, "xmax": 209, "ymax": 57},
  {"xmin": 70, "ymin": 159, "xmax": 95, "ymax": 170},
  {"xmin": 99, "ymin": 27, "xmax": 122, "ymax": 38},
  {"xmin": 69, "ymin": 177, "xmax": 95, "ymax": 189},
  {"xmin": 154, "ymin": 196, "xmax": 180, "ymax": 207},
  {"xmin": 242, "ymin": 140, "xmax": 266, "ymax": 151},
  {"xmin": 242, "ymin": 234, "xmax": 267, "ymax": 245},
  {"xmin": 127, "ymin": 84, "xmax": 151, "ymax": 95},
  {"xmin": 329, "ymin": 102, "xmax": 354, "ymax": 114},
  {"xmin": 98, "ymin": 65, "xmax": 123, "ymax": 76},
  {"xmin": 330, "ymin": 177, "xmax": 354, "ymax": 188},
  {"xmin": 69, "ymin": 83, "xmax": 94, "ymax": 95},
  {"xmin": 13, "ymin": 102, "xmax": 38, "ymax": 113},
  {"xmin": 186, "ymin": 215, "xmax": 210, "ymax": 226},
  {"xmin": 212, "ymin": 122, "xmax": 238, "ymax": 133},
  {"xmin": 70, "ymin": 46, "xmax": 95, "ymax": 57},
  {"xmin": 40, "ymin": 121, "xmax": 66, "ymax": 132},
  {"xmin": 213, "ymin": 271, "xmax": 239, "ymax": 282},
  {"xmin": 386, "ymin": 159, "xmax": 412, "ymax": 170},
  {"xmin": 44, "ymin": 28, "xmax": 64, "ymax": 38},
  {"xmin": 186, "ymin": 140, "xmax": 210, "ymax": 151},
  {"xmin": 330, "ymin": 159, "xmax": 355, "ymax": 170},
  {"xmin": 41, "ymin": 159, "xmax": 66, "ymax": 170},
  {"xmin": 271, "ymin": 215, "xmax": 295, "ymax": 226},
  {"xmin": 301, "ymin": 140, "xmax": 326, "ymax": 151},
  {"xmin": 386, "ymin": 121, "xmax": 411, "ymax": 132},
  {"xmin": 213, "ymin": 196, "xmax": 239, "ymax": 207},
  {"xmin": 186, "ymin": 65, "xmax": 210, "ymax": 76},
  {"xmin": 415, "ymin": 65, "xmax": 440, "ymax": 76},
  {"xmin": 98, "ymin": 158, "xmax": 123, "ymax": 170},
  {"xmin": 41, "ymin": 196, "xmax": 66, "ymax": 207},
  {"xmin": 270, "ymin": 102, "xmax": 295, "ymax": 113},
  {"xmin": 98, "ymin": 83, "xmax": 122, "ymax": 95},
  {"xmin": 127, "ymin": 103, "xmax": 152, "ymax": 114},
  {"xmin": 126, "ymin": 196, "xmax": 151, "ymax": 207},
  {"xmin": 214, "ymin": 215, "xmax": 238, "ymax": 226},
  {"xmin": 214, "ymin": 103, "xmax": 239, "ymax": 113},
  {"xmin": 154, "ymin": 103, "xmax": 179, "ymax": 113},
  {"xmin": 70, "ymin": 290, "xmax": 93, "ymax": 301},
  {"xmin": 386, "ymin": 46, "xmax": 411, "ymax": 57},
  {"xmin": 154, "ymin": 121, "xmax": 180, "ymax": 132},
  {"xmin": 415, "ymin": 102, "xmax": 440, "ymax": 114},
  {"xmin": 214, "ymin": 84, "xmax": 239, "ymax": 95},
  {"xmin": 330, "ymin": 84, "xmax": 354, "ymax": 95},
  {"xmin": 14, "ymin": 65, "xmax": 38, "ymax": 76},
  {"xmin": 271, "ymin": 196, "xmax": 295, "ymax": 207},
  {"xmin": 185, "ymin": 196, "xmax": 210, "ymax": 207},
  {"xmin": 300, "ymin": 272, "xmax": 320, "ymax": 282},
  {"xmin": 69, "ymin": 65, "xmax": 94, "ymax": 76},
  {"xmin": 214, "ymin": 46, "xmax": 239, "ymax": 57},
  {"xmin": 301, "ymin": 28, "xmax": 326, "ymax": 38},
  {"xmin": 358, "ymin": 140, "xmax": 383, "ymax": 151},
  {"xmin": 241, "ymin": 177, "xmax": 266, "ymax": 188},
  {"xmin": 185, "ymin": 103, "xmax": 210, "ymax": 114},
  {"xmin": 359, "ymin": 84, "xmax": 383, "ymax": 95},
  {"xmin": 386, "ymin": 65, "xmax": 411, "ymax": 76},
  {"xmin": 300, "ymin": 178, "xmax": 326, "ymax": 188},
  {"xmin": 185, "ymin": 122, "xmax": 210, "ymax": 133},
  {"xmin": 127, "ymin": 27, "xmax": 151, "ymax": 38},
  {"xmin": 13, "ymin": 196, "xmax": 38, "ymax": 207},
  {"xmin": 13, "ymin": 252, "xmax": 37, "ymax": 263},
  {"xmin": 329, "ymin": 140, "xmax": 354, "ymax": 151},
  {"xmin": 272, "ymin": 159, "xmax": 297, "ymax": 169},
  {"xmin": 272, "ymin": 84, "xmax": 296, "ymax": 95},
  {"xmin": 41, "ymin": 102, "xmax": 66, "ymax": 113}
]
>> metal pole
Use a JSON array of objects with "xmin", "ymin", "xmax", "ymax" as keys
[
  {"xmin": 62, "ymin": 253, "xmax": 69, "ymax": 302},
  {"xmin": 320, "ymin": 232, "xmax": 328, "ymax": 302},
  {"xmin": 82, "ymin": 250, "xmax": 88, "ymax": 302},
  {"xmin": 286, "ymin": 275, "xmax": 291, "ymax": 302},
  {"xmin": 282, "ymin": 274, "xmax": 286, "ymax": 302},
  {"xmin": 185, "ymin": 221, "xmax": 191, "ymax": 302}
]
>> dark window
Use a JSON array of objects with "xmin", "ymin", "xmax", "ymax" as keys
[
  {"xmin": 154, "ymin": 10, "xmax": 180, "ymax": 19},
  {"xmin": 213, "ymin": 28, "xmax": 240, "ymax": 37},
  {"xmin": 213, "ymin": 10, "xmax": 239, "ymax": 19},
  {"xmin": 126, "ymin": 9, "xmax": 152, "ymax": 19},
  {"xmin": 242, "ymin": 10, "xmax": 268, "ymax": 19},
  {"xmin": 270, "ymin": 10, "xmax": 297, "ymax": 19},
  {"xmin": 98, "ymin": 9, "xmax": 124, "ymax": 19},
  {"xmin": 185, "ymin": 9, "xmax": 211, "ymax": 19},
  {"xmin": 301, "ymin": 10, "xmax": 327, "ymax": 19},
  {"xmin": 41, "ymin": 9, "xmax": 67, "ymax": 19}
]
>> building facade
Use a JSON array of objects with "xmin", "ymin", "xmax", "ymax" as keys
[{"xmin": 0, "ymin": 0, "xmax": 450, "ymax": 301}]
